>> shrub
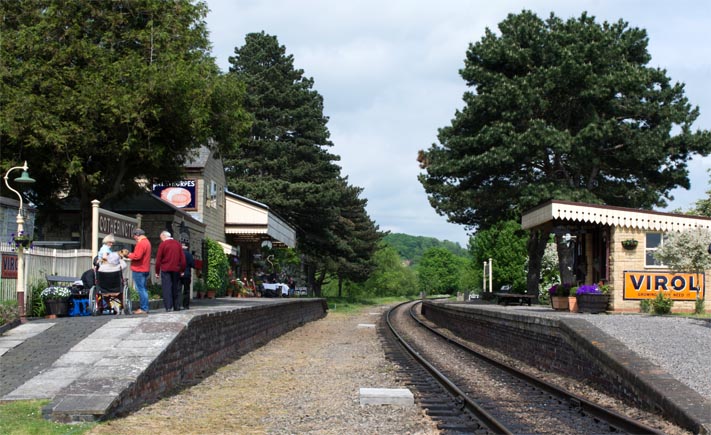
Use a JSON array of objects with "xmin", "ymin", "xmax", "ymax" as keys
[
  {"xmin": 205, "ymin": 238, "xmax": 229, "ymax": 296},
  {"xmin": 651, "ymin": 292, "xmax": 673, "ymax": 315},
  {"xmin": 0, "ymin": 300, "xmax": 19, "ymax": 326},
  {"xmin": 639, "ymin": 299, "xmax": 651, "ymax": 313},
  {"xmin": 694, "ymin": 296, "xmax": 705, "ymax": 315}
]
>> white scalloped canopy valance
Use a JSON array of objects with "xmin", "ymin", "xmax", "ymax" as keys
[{"xmin": 522, "ymin": 201, "xmax": 711, "ymax": 232}]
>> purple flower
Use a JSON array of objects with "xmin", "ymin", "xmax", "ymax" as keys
[
  {"xmin": 576, "ymin": 284, "xmax": 601, "ymax": 295},
  {"xmin": 549, "ymin": 283, "xmax": 572, "ymax": 297}
]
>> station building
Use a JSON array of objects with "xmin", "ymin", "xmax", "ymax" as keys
[{"xmin": 522, "ymin": 200, "xmax": 710, "ymax": 313}]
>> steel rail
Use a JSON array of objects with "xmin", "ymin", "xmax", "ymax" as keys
[
  {"xmin": 409, "ymin": 301, "xmax": 666, "ymax": 435},
  {"xmin": 386, "ymin": 300, "xmax": 513, "ymax": 434}
]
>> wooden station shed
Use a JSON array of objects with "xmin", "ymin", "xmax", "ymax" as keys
[{"xmin": 522, "ymin": 200, "xmax": 710, "ymax": 312}]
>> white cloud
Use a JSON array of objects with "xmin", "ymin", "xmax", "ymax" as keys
[{"xmin": 206, "ymin": 0, "xmax": 711, "ymax": 246}]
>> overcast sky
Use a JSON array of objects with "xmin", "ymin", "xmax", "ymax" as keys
[{"xmin": 204, "ymin": 0, "xmax": 711, "ymax": 247}]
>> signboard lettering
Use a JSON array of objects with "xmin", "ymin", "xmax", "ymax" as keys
[
  {"xmin": 98, "ymin": 212, "xmax": 136, "ymax": 240},
  {"xmin": 624, "ymin": 271, "xmax": 704, "ymax": 300}
]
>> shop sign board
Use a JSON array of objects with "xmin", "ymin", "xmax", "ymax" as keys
[
  {"xmin": 1, "ymin": 253, "xmax": 18, "ymax": 279},
  {"xmin": 623, "ymin": 271, "xmax": 705, "ymax": 300},
  {"xmin": 152, "ymin": 180, "xmax": 197, "ymax": 210}
]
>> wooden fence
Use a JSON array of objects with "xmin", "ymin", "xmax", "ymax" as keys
[{"xmin": 0, "ymin": 245, "xmax": 94, "ymax": 302}]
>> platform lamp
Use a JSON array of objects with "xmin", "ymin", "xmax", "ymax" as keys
[{"xmin": 3, "ymin": 161, "xmax": 36, "ymax": 323}]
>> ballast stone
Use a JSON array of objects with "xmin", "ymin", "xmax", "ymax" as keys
[{"xmin": 359, "ymin": 388, "xmax": 414, "ymax": 406}]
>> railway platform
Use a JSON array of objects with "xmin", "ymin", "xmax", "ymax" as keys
[
  {"xmin": 421, "ymin": 300, "xmax": 711, "ymax": 434},
  {"xmin": 0, "ymin": 297, "xmax": 326, "ymax": 422}
]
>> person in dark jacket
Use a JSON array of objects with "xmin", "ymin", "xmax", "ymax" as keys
[
  {"xmin": 180, "ymin": 242, "xmax": 195, "ymax": 309},
  {"xmin": 154, "ymin": 231, "xmax": 186, "ymax": 311}
]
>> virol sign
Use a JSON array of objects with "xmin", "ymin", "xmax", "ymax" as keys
[{"xmin": 623, "ymin": 271, "xmax": 705, "ymax": 300}]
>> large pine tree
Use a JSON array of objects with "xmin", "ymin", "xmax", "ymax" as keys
[
  {"xmin": 225, "ymin": 32, "xmax": 364, "ymax": 295},
  {"xmin": 418, "ymin": 11, "xmax": 711, "ymax": 293}
]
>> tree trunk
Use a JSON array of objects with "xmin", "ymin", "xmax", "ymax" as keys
[
  {"xmin": 337, "ymin": 276, "xmax": 343, "ymax": 298},
  {"xmin": 526, "ymin": 228, "xmax": 549, "ymax": 296},
  {"xmin": 556, "ymin": 235, "xmax": 576, "ymax": 285}
]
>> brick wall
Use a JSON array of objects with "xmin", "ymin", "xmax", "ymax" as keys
[{"xmin": 108, "ymin": 299, "xmax": 327, "ymax": 418}]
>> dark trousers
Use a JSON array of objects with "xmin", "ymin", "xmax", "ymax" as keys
[
  {"xmin": 181, "ymin": 276, "xmax": 191, "ymax": 308},
  {"xmin": 161, "ymin": 271, "xmax": 181, "ymax": 311}
]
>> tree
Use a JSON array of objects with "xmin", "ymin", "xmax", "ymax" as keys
[
  {"xmin": 0, "ymin": 0, "xmax": 250, "ymax": 246},
  {"xmin": 689, "ymin": 170, "xmax": 711, "ymax": 217},
  {"xmin": 226, "ymin": 32, "xmax": 371, "ymax": 296},
  {"xmin": 418, "ymin": 10, "xmax": 711, "ymax": 294},
  {"xmin": 417, "ymin": 247, "xmax": 465, "ymax": 295},
  {"xmin": 364, "ymin": 244, "xmax": 418, "ymax": 297},
  {"xmin": 468, "ymin": 220, "xmax": 528, "ymax": 293},
  {"xmin": 654, "ymin": 228, "xmax": 711, "ymax": 310}
]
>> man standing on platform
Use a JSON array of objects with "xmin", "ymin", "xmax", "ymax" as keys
[
  {"xmin": 180, "ymin": 242, "xmax": 195, "ymax": 309},
  {"xmin": 155, "ymin": 230, "xmax": 186, "ymax": 312},
  {"xmin": 128, "ymin": 228, "xmax": 151, "ymax": 315}
]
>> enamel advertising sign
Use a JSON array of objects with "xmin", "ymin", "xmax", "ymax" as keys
[
  {"xmin": 152, "ymin": 180, "xmax": 197, "ymax": 210},
  {"xmin": 623, "ymin": 271, "xmax": 705, "ymax": 301}
]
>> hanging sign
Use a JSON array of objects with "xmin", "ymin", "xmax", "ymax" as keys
[
  {"xmin": 152, "ymin": 180, "xmax": 197, "ymax": 210},
  {"xmin": 623, "ymin": 271, "xmax": 705, "ymax": 301}
]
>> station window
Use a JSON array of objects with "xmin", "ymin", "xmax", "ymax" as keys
[{"xmin": 645, "ymin": 232, "xmax": 665, "ymax": 267}]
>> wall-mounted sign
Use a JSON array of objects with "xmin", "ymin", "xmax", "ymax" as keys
[
  {"xmin": 1, "ymin": 253, "xmax": 18, "ymax": 279},
  {"xmin": 98, "ymin": 209, "xmax": 137, "ymax": 242},
  {"xmin": 152, "ymin": 180, "xmax": 197, "ymax": 210},
  {"xmin": 623, "ymin": 271, "xmax": 705, "ymax": 301}
]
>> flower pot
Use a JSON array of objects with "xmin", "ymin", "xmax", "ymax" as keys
[
  {"xmin": 576, "ymin": 294, "xmax": 610, "ymax": 314},
  {"xmin": 206, "ymin": 290, "xmax": 216, "ymax": 299},
  {"xmin": 550, "ymin": 296, "xmax": 569, "ymax": 311},
  {"xmin": 568, "ymin": 296, "xmax": 578, "ymax": 313},
  {"xmin": 46, "ymin": 299, "xmax": 69, "ymax": 317}
]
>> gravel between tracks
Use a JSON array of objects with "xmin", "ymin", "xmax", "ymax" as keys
[{"xmin": 87, "ymin": 307, "xmax": 439, "ymax": 435}]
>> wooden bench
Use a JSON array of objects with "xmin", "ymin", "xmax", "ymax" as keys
[
  {"xmin": 46, "ymin": 275, "xmax": 81, "ymax": 286},
  {"xmin": 494, "ymin": 286, "xmax": 537, "ymax": 306}
]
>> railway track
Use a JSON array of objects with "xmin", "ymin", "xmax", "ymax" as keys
[{"xmin": 382, "ymin": 300, "xmax": 665, "ymax": 434}]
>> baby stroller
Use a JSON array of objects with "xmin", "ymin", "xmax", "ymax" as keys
[{"xmin": 87, "ymin": 258, "xmax": 132, "ymax": 315}]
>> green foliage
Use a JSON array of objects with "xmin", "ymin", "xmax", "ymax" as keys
[
  {"xmin": 654, "ymin": 229, "xmax": 711, "ymax": 294},
  {"xmin": 383, "ymin": 233, "xmax": 466, "ymax": 266},
  {"xmin": 538, "ymin": 241, "xmax": 561, "ymax": 294},
  {"xmin": 417, "ymin": 247, "xmax": 466, "ymax": 294},
  {"xmin": 205, "ymin": 238, "xmax": 229, "ymax": 295},
  {"xmin": 192, "ymin": 278, "xmax": 206, "ymax": 294},
  {"xmin": 695, "ymin": 297, "xmax": 706, "ymax": 315},
  {"xmin": 469, "ymin": 220, "xmax": 528, "ymax": 292},
  {"xmin": 29, "ymin": 280, "xmax": 47, "ymax": 317},
  {"xmin": 0, "ymin": 0, "xmax": 250, "ymax": 246},
  {"xmin": 418, "ymin": 10, "xmax": 711, "ymax": 233},
  {"xmin": 689, "ymin": 169, "xmax": 711, "ymax": 216},
  {"xmin": 640, "ymin": 299, "xmax": 651, "ymax": 313},
  {"xmin": 651, "ymin": 292, "xmax": 674, "ymax": 315},
  {"xmin": 0, "ymin": 299, "xmax": 18, "ymax": 326},
  {"xmin": 0, "ymin": 399, "xmax": 95, "ymax": 434},
  {"xmin": 361, "ymin": 245, "xmax": 418, "ymax": 297}
]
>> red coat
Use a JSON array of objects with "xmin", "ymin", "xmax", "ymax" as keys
[
  {"xmin": 128, "ymin": 236, "xmax": 152, "ymax": 273},
  {"xmin": 155, "ymin": 238, "xmax": 186, "ymax": 274}
]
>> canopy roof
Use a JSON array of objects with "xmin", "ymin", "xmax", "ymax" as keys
[
  {"xmin": 224, "ymin": 191, "xmax": 296, "ymax": 248},
  {"xmin": 522, "ymin": 200, "xmax": 711, "ymax": 232}
]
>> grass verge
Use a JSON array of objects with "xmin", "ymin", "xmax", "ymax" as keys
[{"xmin": 0, "ymin": 400, "xmax": 96, "ymax": 435}]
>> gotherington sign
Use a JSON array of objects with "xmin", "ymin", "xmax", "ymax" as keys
[
  {"xmin": 98, "ymin": 208, "xmax": 137, "ymax": 243},
  {"xmin": 623, "ymin": 271, "xmax": 705, "ymax": 301}
]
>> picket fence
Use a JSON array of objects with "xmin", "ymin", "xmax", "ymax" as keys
[{"xmin": 1, "ymin": 245, "xmax": 95, "ymax": 302}]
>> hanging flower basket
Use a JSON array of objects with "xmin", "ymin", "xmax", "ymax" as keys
[{"xmin": 621, "ymin": 239, "xmax": 638, "ymax": 250}]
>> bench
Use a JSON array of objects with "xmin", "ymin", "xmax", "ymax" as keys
[
  {"xmin": 494, "ymin": 285, "xmax": 537, "ymax": 306},
  {"xmin": 46, "ymin": 275, "xmax": 82, "ymax": 286}
]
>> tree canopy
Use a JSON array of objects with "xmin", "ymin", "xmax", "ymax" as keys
[
  {"xmin": 224, "ymin": 32, "xmax": 380, "ymax": 295},
  {"xmin": 0, "ymin": 0, "xmax": 250, "ymax": 244},
  {"xmin": 418, "ymin": 10, "xmax": 711, "ymax": 232}
]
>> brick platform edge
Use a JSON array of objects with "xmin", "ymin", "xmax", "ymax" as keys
[
  {"xmin": 43, "ymin": 299, "xmax": 328, "ymax": 422},
  {"xmin": 421, "ymin": 301, "xmax": 711, "ymax": 435}
]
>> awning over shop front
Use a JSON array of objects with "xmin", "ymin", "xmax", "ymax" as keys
[
  {"xmin": 224, "ymin": 191, "xmax": 296, "ymax": 248},
  {"xmin": 218, "ymin": 241, "xmax": 239, "ymax": 256},
  {"xmin": 522, "ymin": 200, "xmax": 711, "ymax": 232}
]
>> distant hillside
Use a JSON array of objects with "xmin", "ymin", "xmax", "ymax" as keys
[{"xmin": 383, "ymin": 233, "xmax": 468, "ymax": 266}]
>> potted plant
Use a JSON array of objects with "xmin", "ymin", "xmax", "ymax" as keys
[
  {"xmin": 568, "ymin": 286, "xmax": 579, "ymax": 312},
  {"xmin": 11, "ymin": 230, "xmax": 33, "ymax": 249},
  {"xmin": 621, "ymin": 239, "xmax": 638, "ymax": 250},
  {"xmin": 193, "ymin": 278, "xmax": 206, "ymax": 299},
  {"xmin": 548, "ymin": 283, "xmax": 571, "ymax": 311},
  {"xmin": 40, "ymin": 286, "xmax": 71, "ymax": 317},
  {"xmin": 576, "ymin": 283, "xmax": 610, "ymax": 313}
]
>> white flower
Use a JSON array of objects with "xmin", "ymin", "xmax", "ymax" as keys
[{"xmin": 40, "ymin": 286, "xmax": 71, "ymax": 300}]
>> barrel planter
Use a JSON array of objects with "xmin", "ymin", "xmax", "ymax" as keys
[
  {"xmin": 576, "ymin": 294, "xmax": 609, "ymax": 314},
  {"xmin": 550, "ymin": 296, "xmax": 569, "ymax": 311},
  {"xmin": 46, "ymin": 299, "xmax": 70, "ymax": 317}
]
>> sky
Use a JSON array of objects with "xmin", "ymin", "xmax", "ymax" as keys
[{"xmin": 203, "ymin": 0, "xmax": 711, "ymax": 247}]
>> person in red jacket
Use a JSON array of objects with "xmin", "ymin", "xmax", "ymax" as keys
[
  {"xmin": 155, "ymin": 230, "xmax": 186, "ymax": 312},
  {"xmin": 128, "ymin": 228, "xmax": 152, "ymax": 314}
]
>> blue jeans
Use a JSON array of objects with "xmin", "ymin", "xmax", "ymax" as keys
[{"xmin": 133, "ymin": 271, "xmax": 150, "ymax": 312}]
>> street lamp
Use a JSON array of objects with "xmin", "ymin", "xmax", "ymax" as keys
[{"xmin": 4, "ymin": 161, "xmax": 35, "ymax": 322}]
